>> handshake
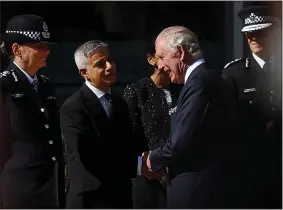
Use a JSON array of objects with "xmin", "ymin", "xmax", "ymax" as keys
[{"xmin": 141, "ymin": 151, "xmax": 168, "ymax": 188}]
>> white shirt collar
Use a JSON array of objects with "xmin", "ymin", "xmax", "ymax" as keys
[
  {"xmin": 85, "ymin": 80, "xmax": 109, "ymax": 98},
  {"xmin": 13, "ymin": 61, "xmax": 38, "ymax": 84},
  {"xmin": 184, "ymin": 58, "xmax": 205, "ymax": 83},
  {"xmin": 252, "ymin": 53, "xmax": 265, "ymax": 69}
]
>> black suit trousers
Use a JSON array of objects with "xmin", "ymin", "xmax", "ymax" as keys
[{"xmin": 66, "ymin": 180, "xmax": 133, "ymax": 209}]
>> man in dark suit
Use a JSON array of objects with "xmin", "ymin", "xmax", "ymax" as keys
[
  {"xmin": 222, "ymin": 5, "xmax": 282, "ymax": 208},
  {"xmin": 123, "ymin": 39, "xmax": 182, "ymax": 209},
  {"xmin": 146, "ymin": 26, "xmax": 238, "ymax": 208},
  {"xmin": 0, "ymin": 15, "xmax": 65, "ymax": 208},
  {"xmin": 60, "ymin": 40, "xmax": 137, "ymax": 208}
]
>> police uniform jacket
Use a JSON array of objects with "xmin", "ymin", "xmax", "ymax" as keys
[
  {"xmin": 0, "ymin": 63, "xmax": 65, "ymax": 208},
  {"xmin": 222, "ymin": 54, "xmax": 282, "ymax": 182}
]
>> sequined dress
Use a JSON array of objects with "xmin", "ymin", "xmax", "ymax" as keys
[
  {"xmin": 123, "ymin": 77, "xmax": 181, "ymax": 208},
  {"xmin": 123, "ymin": 77, "xmax": 180, "ymax": 152}
]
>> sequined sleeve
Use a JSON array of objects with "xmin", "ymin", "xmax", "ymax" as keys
[{"xmin": 123, "ymin": 85, "xmax": 148, "ymax": 154}]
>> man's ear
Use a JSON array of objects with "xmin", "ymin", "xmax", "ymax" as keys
[
  {"xmin": 11, "ymin": 43, "xmax": 21, "ymax": 57},
  {"xmin": 147, "ymin": 54, "xmax": 156, "ymax": 66},
  {"xmin": 79, "ymin": 68, "xmax": 89, "ymax": 80},
  {"xmin": 176, "ymin": 45, "xmax": 186, "ymax": 61}
]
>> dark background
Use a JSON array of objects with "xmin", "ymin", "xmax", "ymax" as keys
[{"xmin": 0, "ymin": 1, "xmax": 281, "ymax": 106}]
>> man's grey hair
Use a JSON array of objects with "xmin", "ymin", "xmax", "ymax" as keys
[
  {"xmin": 157, "ymin": 26, "xmax": 203, "ymax": 59},
  {"xmin": 74, "ymin": 40, "xmax": 108, "ymax": 70}
]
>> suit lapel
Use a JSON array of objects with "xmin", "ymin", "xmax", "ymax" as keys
[
  {"xmin": 177, "ymin": 62, "xmax": 207, "ymax": 106},
  {"xmin": 81, "ymin": 84, "xmax": 110, "ymax": 132}
]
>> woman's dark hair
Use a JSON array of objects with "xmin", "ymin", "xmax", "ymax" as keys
[{"xmin": 144, "ymin": 34, "xmax": 157, "ymax": 56}]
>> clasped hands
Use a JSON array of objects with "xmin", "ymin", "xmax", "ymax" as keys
[{"xmin": 141, "ymin": 151, "xmax": 166, "ymax": 180}]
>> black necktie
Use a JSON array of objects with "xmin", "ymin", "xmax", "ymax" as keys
[
  {"xmin": 103, "ymin": 93, "xmax": 113, "ymax": 118},
  {"xmin": 32, "ymin": 79, "xmax": 39, "ymax": 92}
]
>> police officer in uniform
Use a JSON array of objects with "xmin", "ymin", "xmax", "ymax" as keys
[
  {"xmin": 222, "ymin": 6, "xmax": 282, "ymax": 208},
  {"xmin": 0, "ymin": 15, "xmax": 65, "ymax": 208}
]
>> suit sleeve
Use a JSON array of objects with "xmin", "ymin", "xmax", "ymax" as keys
[
  {"xmin": 120, "ymin": 97, "xmax": 139, "ymax": 177},
  {"xmin": 149, "ymin": 83, "xmax": 210, "ymax": 171},
  {"xmin": 123, "ymin": 85, "xmax": 148, "ymax": 155},
  {"xmin": 60, "ymin": 104, "xmax": 105, "ymax": 180}
]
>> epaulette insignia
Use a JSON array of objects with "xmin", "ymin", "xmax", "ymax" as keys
[
  {"xmin": 224, "ymin": 58, "xmax": 243, "ymax": 69},
  {"xmin": 39, "ymin": 74, "xmax": 49, "ymax": 83},
  {"xmin": 0, "ymin": 70, "xmax": 11, "ymax": 78},
  {"xmin": 245, "ymin": 58, "xmax": 250, "ymax": 68},
  {"xmin": 0, "ymin": 69, "xmax": 19, "ymax": 82}
]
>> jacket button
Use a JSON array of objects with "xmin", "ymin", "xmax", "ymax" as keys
[
  {"xmin": 52, "ymin": 157, "xmax": 56, "ymax": 161},
  {"xmin": 49, "ymin": 140, "xmax": 53, "ymax": 144},
  {"xmin": 41, "ymin": 108, "xmax": 45, "ymax": 112},
  {"xmin": 249, "ymin": 101, "xmax": 253, "ymax": 104},
  {"xmin": 45, "ymin": 124, "xmax": 49, "ymax": 129}
]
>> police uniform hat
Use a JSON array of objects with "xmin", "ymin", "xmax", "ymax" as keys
[
  {"xmin": 0, "ymin": 14, "xmax": 56, "ymax": 44},
  {"xmin": 238, "ymin": 6, "xmax": 279, "ymax": 33}
]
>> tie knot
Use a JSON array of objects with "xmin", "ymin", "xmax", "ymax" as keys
[{"xmin": 104, "ymin": 92, "xmax": 112, "ymax": 103}]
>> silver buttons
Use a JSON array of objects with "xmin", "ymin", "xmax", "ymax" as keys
[
  {"xmin": 45, "ymin": 124, "xmax": 49, "ymax": 129},
  {"xmin": 41, "ymin": 108, "xmax": 45, "ymax": 112},
  {"xmin": 249, "ymin": 101, "xmax": 253, "ymax": 104},
  {"xmin": 52, "ymin": 157, "xmax": 56, "ymax": 161},
  {"xmin": 49, "ymin": 140, "xmax": 53, "ymax": 144}
]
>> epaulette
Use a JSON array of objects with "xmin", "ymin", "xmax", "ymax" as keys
[
  {"xmin": 0, "ymin": 69, "xmax": 18, "ymax": 82},
  {"xmin": 39, "ymin": 74, "xmax": 49, "ymax": 83},
  {"xmin": 224, "ymin": 58, "xmax": 244, "ymax": 69}
]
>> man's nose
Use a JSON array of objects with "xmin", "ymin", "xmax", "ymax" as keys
[
  {"xmin": 106, "ymin": 61, "xmax": 112, "ymax": 69},
  {"xmin": 157, "ymin": 59, "xmax": 165, "ymax": 70},
  {"xmin": 106, "ymin": 61, "xmax": 115, "ymax": 72}
]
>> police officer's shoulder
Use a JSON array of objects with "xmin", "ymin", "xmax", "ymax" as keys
[
  {"xmin": 0, "ymin": 69, "xmax": 19, "ymax": 94},
  {"xmin": 223, "ymin": 58, "xmax": 246, "ymax": 69},
  {"xmin": 38, "ymin": 74, "xmax": 50, "ymax": 83},
  {"xmin": 0, "ymin": 68, "xmax": 19, "ymax": 84}
]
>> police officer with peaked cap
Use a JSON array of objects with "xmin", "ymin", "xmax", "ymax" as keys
[
  {"xmin": 222, "ymin": 5, "xmax": 282, "ymax": 209},
  {"xmin": 0, "ymin": 15, "xmax": 65, "ymax": 208}
]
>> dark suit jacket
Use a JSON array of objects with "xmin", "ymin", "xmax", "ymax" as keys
[
  {"xmin": 0, "ymin": 63, "xmax": 65, "ymax": 208},
  {"xmin": 60, "ymin": 84, "xmax": 137, "ymax": 200},
  {"xmin": 149, "ymin": 63, "xmax": 237, "ymax": 208}
]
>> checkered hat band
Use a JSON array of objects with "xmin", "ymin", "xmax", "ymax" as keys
[
  {"xmin": 241, "ymin": 23, "xmax": 273, "ymax": 32},
  {"xmin": 6, "ymin": 30, "xmax": 41, "ymax": 40},
  {"xmin": 245, "ymin": 15, "xmax": 279, "ymax": 25}
]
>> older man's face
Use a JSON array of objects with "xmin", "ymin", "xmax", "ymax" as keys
[{"xmin": 155, "ymin": 38, "xmax": 183, "ymax": 84}]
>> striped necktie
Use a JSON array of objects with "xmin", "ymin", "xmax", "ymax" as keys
[
  {"xmin": 31, "ymin": 79, "xmax": 39, "ymax": 92},
  {"xmin": 102, "ymin": 93, "xmax": 113, "ymax": 118}
]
